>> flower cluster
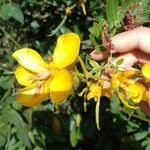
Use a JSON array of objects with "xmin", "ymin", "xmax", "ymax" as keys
[
  {"xmin": 110, "ymin": 69, "xmax": 146, "ymax": 109},
  {"xmin": 84, "ymin": 68, "xmax": 150, "ymax": 110}
]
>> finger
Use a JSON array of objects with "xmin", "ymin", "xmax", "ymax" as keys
[
  {"xmin": 90, "ymin": 26, "xmax": 150, "ymax": 60},
  {"xmin": 114, "ymin": 50, "xmax": 150, "ymax": 69},
  {"xmin": 134, "ymin": 50, "xmax": 150, "ymax": 64},
  {"xmin": 90, "ymin": 49, "xmax": 109, "ymax": 60},
  {"xmin": 111, "ymin": 26, "xmax": 150, "ymax": 54},
  {"xmin": 114, "ymin": 51, "xmax": 137, "ymax": 70}
]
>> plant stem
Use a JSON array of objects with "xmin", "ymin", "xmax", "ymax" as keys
[
  {"xmin": 88, "ymin": 74, "xmax": 110, "ymax": 82},
  {"xmin": 49, "ymin": 14, "xmax": 67, "ymax": 36},
  {"xmin": 77, "ymin": 56, "xmax": 88, "ymax": 78},
  {"xmin": 77, "ymin": 56, "xmax": 110, "ymax": 82},
  {"xmin": 0, "ymin": 26, "xmax": 21, "ymax": 48},
  {"xmin": 120, "ymin": 108, "xmax": 150, "ymax": 124},
  {"xmin": 1, "ymin": 77, "xmax": 15, "ymax": 101}
]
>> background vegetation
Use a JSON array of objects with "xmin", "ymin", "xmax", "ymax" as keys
[{"xmin": 0, "ymin": 0, "xmax": 150, "ymax": 149}]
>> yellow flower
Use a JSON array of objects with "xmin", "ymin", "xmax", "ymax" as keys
[
  {"xmin": 12, "ymin": 33, "xmax": 80, "ymax": 106},
  {"xmin": 111, "ymin": 70, "xmax": 139, "ymax": 89},
  {"xmin": 118, "ymin": 82, "xmax": 146, "ymax": 109},
  {"xmin": 87, "ymin": 83, "xmax": 102, "ymax": 102},
  {"xmin": 111, "ymin": 69, "xmax": 145, "ymax": 109},
  {"xmin": 86, "ymin": 82, "xmax": 102, "ymax": 130},
  {"xmin": 142, "ymin": 63, "xmax": 150, "ymax": 82}
]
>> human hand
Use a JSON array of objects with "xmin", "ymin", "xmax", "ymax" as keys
[
  {"xmin": 90, "ymin": 26, "xmax": 150, "ymax": 68},
  {"xmin": 90, "ymin": 26, "xmax": 150, "ymax": 117}
]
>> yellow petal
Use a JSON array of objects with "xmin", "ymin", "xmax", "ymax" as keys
[
  {"xmin": 43, "ymin": 78, "xmax": 51, "ymax": 94},
  {"xmin": 15, "ymin": 66, "xmax": 36, "ymax": 86},
  {"xmin": 87, "ymin": 83, "xmax": 102, "ymax": 101},
  {"xmin": 16, "ymin": 85, "xmax": 47, "ymax": 107},
  {"xmin": 95, "ymin": 98, "xmax": 100, "ymax": 130},
  {"xmin": 123, "ymin": 70, "xmax": 139, "ymax": 78},
  {"xmin": 87, "ymin": 92, "xmax": 94, "ymax": 101},
  {"xmin": 111, "ymin": 72, "xmax": 122, "ymax": 89},
  {"xmin": 53, "ymin": 33, "xmax": 80, "ymax": 69},
  {"xmin": 12, "ymin": 48, "xmax": 49, "ymax": 73},
  {"xmin": 118, "ymin": 92, "xmax": 139, "ymax": 109},
  {"xmin": 49, "ymin": 69, "xmax": 73, "ymax": 103},
  {"xmin": 111, "ymin": 78, "xmax": 120, "ymax": 89},
  {"xmin": 142, "ymin": 63, "xmax": 150, "ymax": 82}
]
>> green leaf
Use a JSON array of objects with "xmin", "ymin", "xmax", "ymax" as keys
[
  {"xmin": 140, "ymin": 0, "xmax": 150, "ymax": 8},
  {"xmin": 12, "ymin": 101, "xmax": 22, "ymax": 110},
  {"xmin": 2, "ymin": 107, "xmax": 25, "ymax": 128},
  {"xmin": 0, "ymin": 76, "xmax": 14, "ymax": 90},
  {"xmin": 89, "ymin": 34, "xmax": 99, "ymax": 47},
  {"xmin": 2, "ymin": 108, "xmax": 32, "ymax": 148},
  {"xmin": 110, "ymin": 94, "xmax": 121, "ymax": 114},
  {"xmin": 134, "ymin": 131, "xmax": 149, "ymax": 141},
  {"xmin": 128, "ymin": 120, "xmax": 140, "ymax": 129},
  {"xmin": 7, "ymin": 140, "xmax": 25, "ymax": 150},
  {"xmin": 90, "ymin": 22, "xmax": 102, "ymax": 38},
  {"xmin": 1, "ymin": 3, "xmax": 12, "ymax": 19},
  {"xmin": 8, "ymin": 109, "xmax": 24, "ymax": 126},
  {"xmin": 146, "ymin": 144, "xmax": 150, "ymax": 150},
  {"xmin": 89, "ymin": 60, "xmax": 100, "ymax": 68},
  {"xmin": 0, "ymin": 122, "xmax": 10, "ymax": 148},
  {"xmin": 10, "ymin": 3, "xmax": 24, "ymax": 24},
  {"xmin": 116, "ymin": 58, "xmax": 124, "ymax": 67},
  {"xmin": 77, "ymin": 128, "xmax": 83, "ymax": 140},
  {"xmin": 135, "ymin": 109, "xmax": 146, "ymax": 118},
  {"xmin": 60, "ymin": 26, "xmax": 72, "ymax": 34},
  {"xmin": 16, "ymin": 126, "xmax": 32, "ymax": 149},
  {"xmin": 23, "ymin": 109, "xmax": 32, "ymax": 127},
  {"xmin": 106, "ymin": 0, "xmax": 122, "ymax": 30},
  {"xmin": 89, "ymin": 19, "xmax": 104, "ymax": 51},
  {"xmin": 0, "ymin": 96, "xmax": 15, "ymax": 107},
  {"xmin": 70, "ymin": 120, "xmax": 78, "ymax": 147},
  {"xmin": 140, "ymin": 12, "xmax": 150, "ymax": 23},
  {"xmin": 30, "ymin": 21, "xmax": 40, "ymax": 29},
  {"xmin": 1, "ymin": 3, "xmax": 24, "ymax": 23},
  {"xmin": 0, "ymin": 135, "xmax": 6, "ymax": 148},
  {"xmin": 121, "ymin": 0, "xmax": 133, "ymax": 11}
]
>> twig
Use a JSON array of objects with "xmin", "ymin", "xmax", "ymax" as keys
[
  {"xmin": 0, "ymin": 26, "xmax": 21, "ymax": 48},
  {"xmin": 1, "ymin": 77, "xmax": 15, "ymax": 101},
  {"xmin": 49, "ymin": 14, "xmax": 67, "ymax": 36},
  {"xmin": 120, "ymin": 107, "xmax": 150, "ymax": 124},
  {"xmin": 77, "ymin": 56, "xmax": 88, "ymax": 78}
]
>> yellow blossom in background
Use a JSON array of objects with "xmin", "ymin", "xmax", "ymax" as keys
[
  {"xmin": 118, "ymin": 82, "xmax": 146, "ymax": 109},
  {"xmin": 12, "ymin": 33, "xmax": 80, "ymax": 106},
  {"xmin": 141, "ymin": 63, "xmax": 150, "ymax": 107},
  {"xmin": 111, "ymin": 69, "xmax": 145, "ymax": 109},
  {"xmin": 142, "ymin": 63, "xmax": 150, "ymax": 82},
  {"xmin": 111, "ymin": 70, "xmax": 139, "ymax": 89}
]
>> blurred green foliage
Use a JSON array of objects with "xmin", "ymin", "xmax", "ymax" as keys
[{"xmin": 0, "ymin": 0, "xmax": 150, "ymax": 149}]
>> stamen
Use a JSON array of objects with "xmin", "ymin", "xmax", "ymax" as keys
[
  {"xmin": 37, "ymin": 70, "xmax": 51, "ymax": 80},
  {"xmin": 28, "ymin": 70, "xmax": 51, "ymax": 82},
  {"xmin": 35, "ymin": 81, "xmax": 43, "ymax": 95}
]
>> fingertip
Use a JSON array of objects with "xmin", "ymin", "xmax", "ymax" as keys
[{"xmin": 90, "ymin": 50, "xmax": 109, "ymax": 60}]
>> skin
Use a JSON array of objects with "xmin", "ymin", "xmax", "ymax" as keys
[
  {"xmin": 90, "ymin": 26, "xmax": 150, "ymax": 117},
  {"xmin": 91, "ymin": 26, "xmax": 150, "ymax": 65}
]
